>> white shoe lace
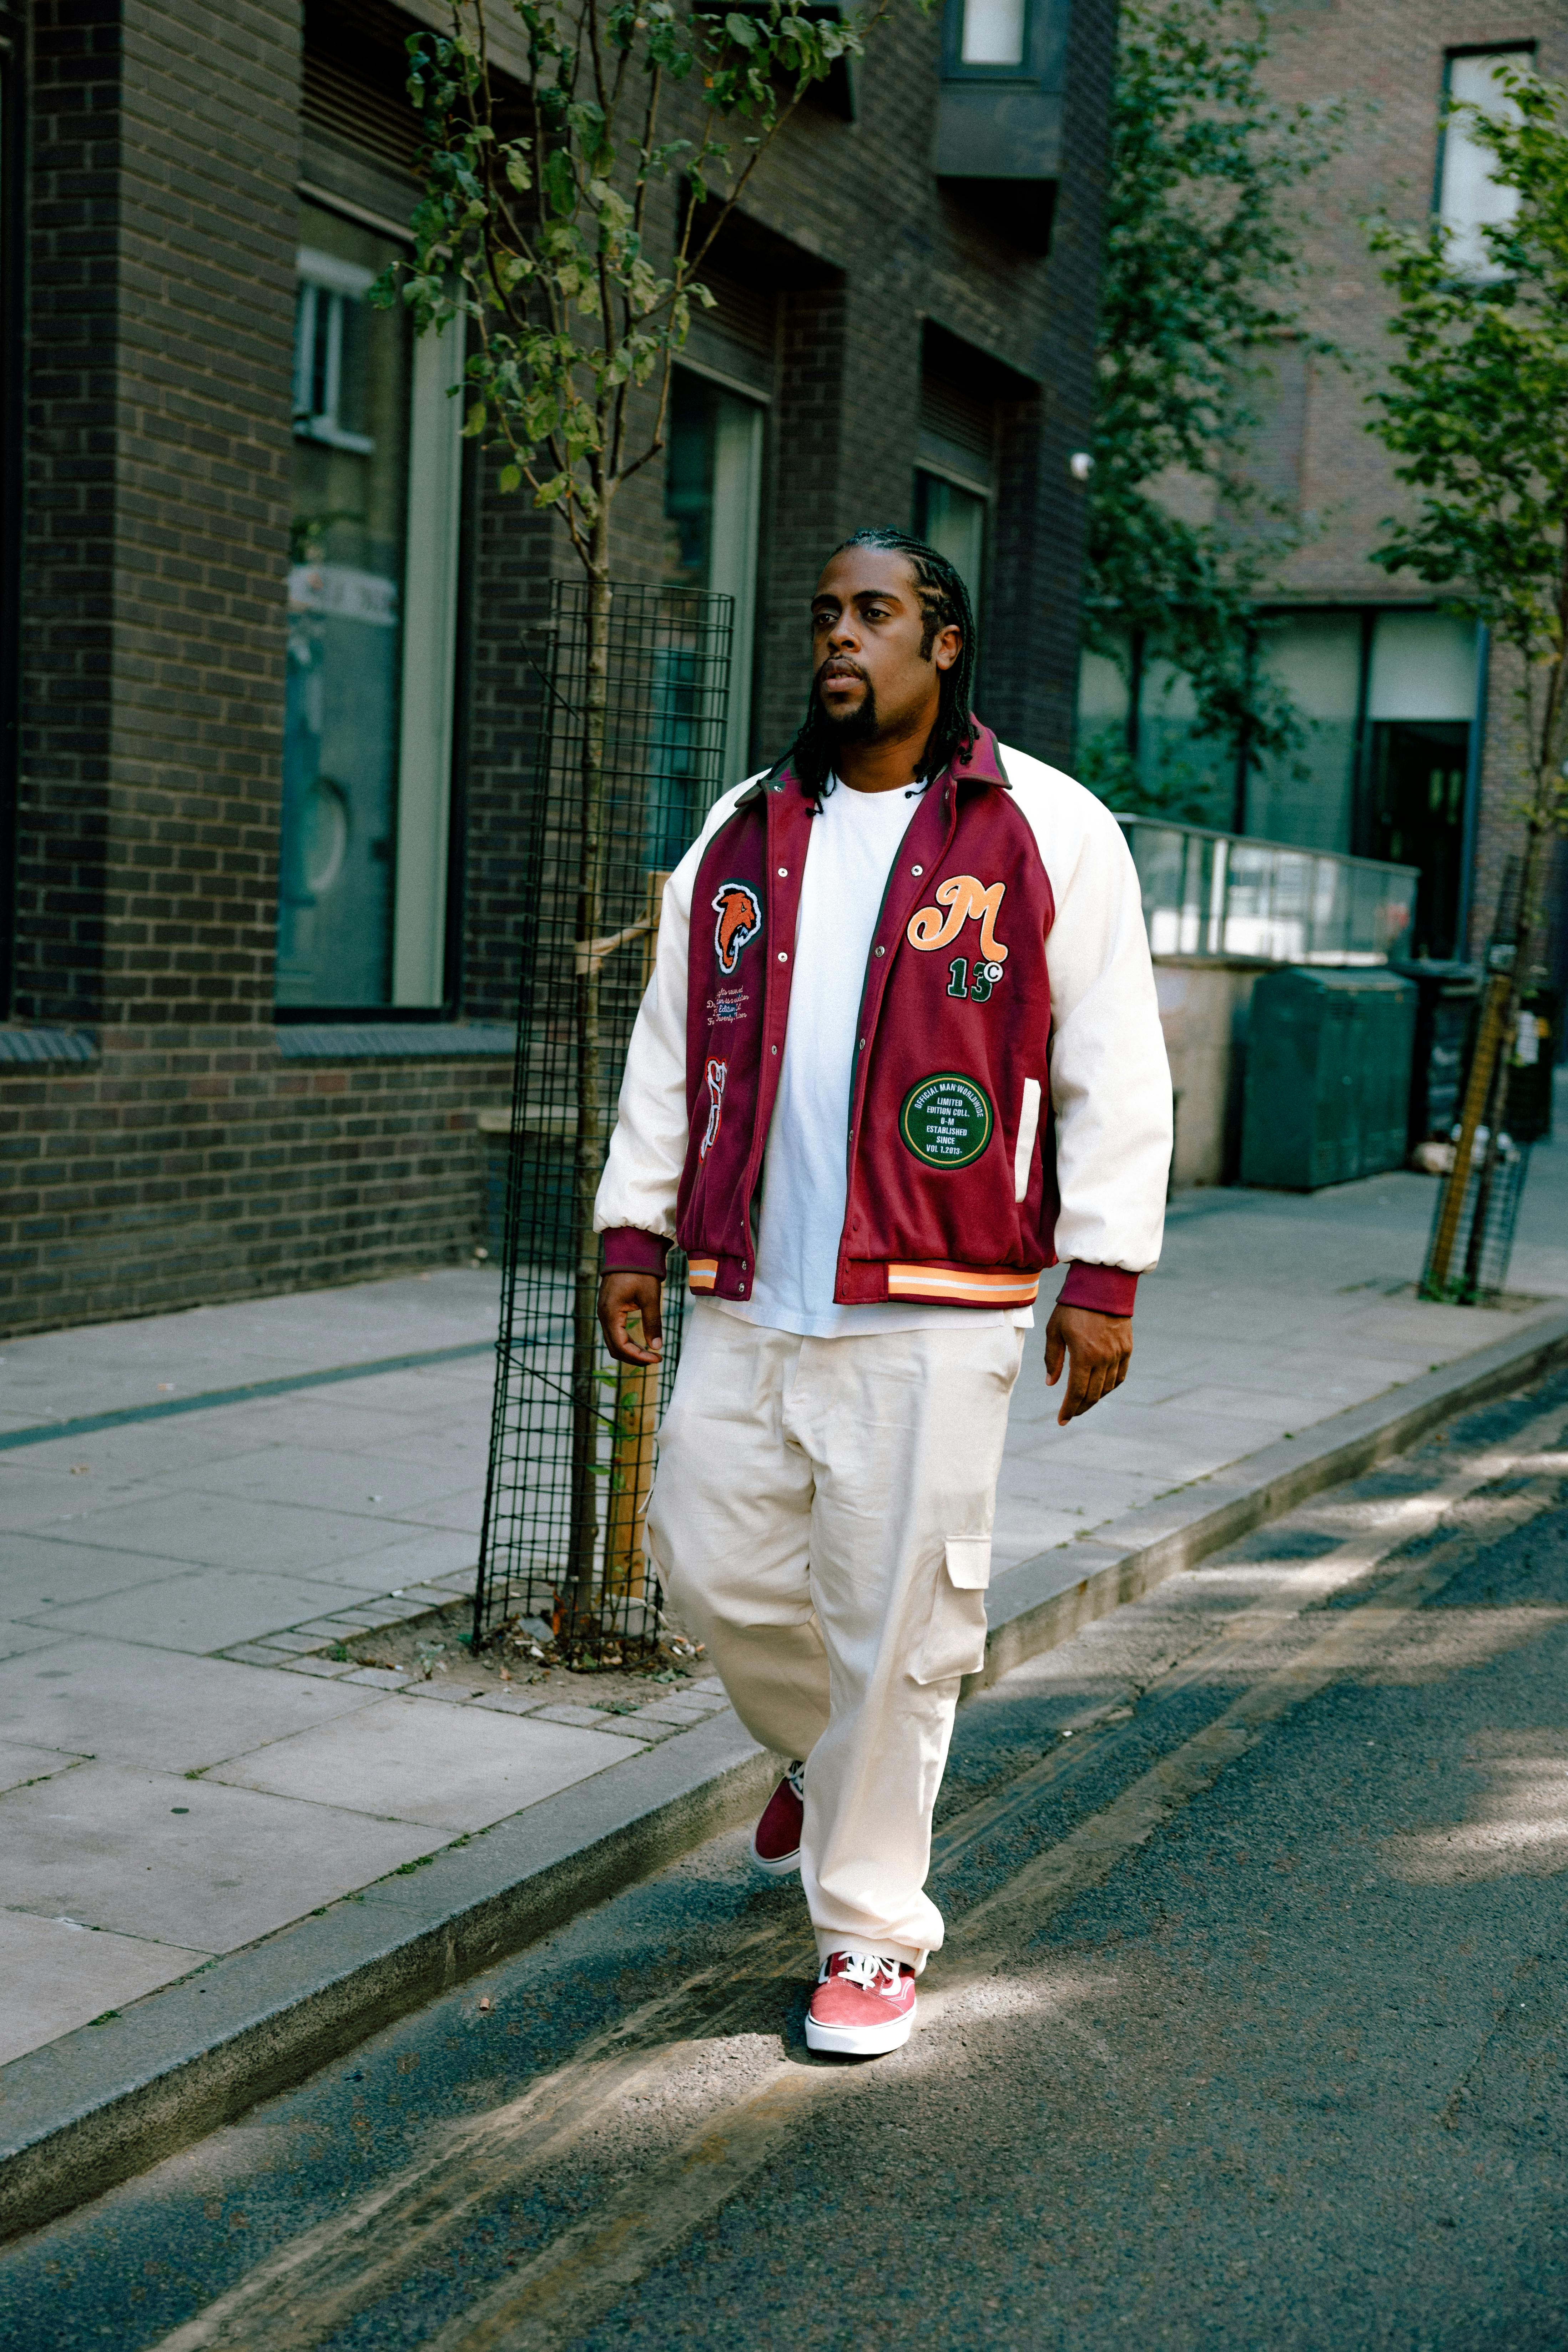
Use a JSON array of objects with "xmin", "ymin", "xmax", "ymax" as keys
[
  {"xmin": 786, "ymin": 1760, "xmax": 806, "ymax": 1801},
  {"xmin": 820, "ymin": 1950, "xmax": 902, "ymax": 1995}
]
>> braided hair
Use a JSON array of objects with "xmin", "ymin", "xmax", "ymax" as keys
[{"xmin": 777, "ymin": 527, "xmax": 979, "ymax": 801}]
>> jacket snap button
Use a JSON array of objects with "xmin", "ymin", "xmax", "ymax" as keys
[
  {"xmin": 874, "ymin": 944, "xmax": 885, "ymax": 957},
  {"xmin": 911, "ymin": 864, "xmax": 923, "ymax": 876},
  {"xmin": 777, "ymin": 866, "xmax": 787, "ymax": 877},
  {"xmin": 772, "ymin": 1043, "xmax": 779, "ymax": 1054},
  {"xmin": 777, "ymin": 950, "xmax": 787, "ymax": 962}
]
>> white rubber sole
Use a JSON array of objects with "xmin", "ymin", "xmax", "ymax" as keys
[
  {"xmin": 750, "ymin": 1837, "xmax": 802, "ymax": 1879},
  {"xmin": 803, "ymin": 2000, "xmax": 916, "ymax": 2057}
]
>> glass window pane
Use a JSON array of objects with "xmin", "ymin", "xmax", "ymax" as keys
[
  {"xmin": 280, "ymin": 205, "xmax": 410, "ymax": 1007},
  {"xmin": 1367, "ymin": 611, "xmax": 1478, "ymax": 721},
  {"xmin": 1250, "ymin": 611, "xmax": 1362, "ymax": 851},
  {"xmin": 914, "ymin": 470, "xmax": 986, "ymax": 620},
  {"xmin": 660, "ymin": 369, "xmax": 763, "ymax": 840},
  {"xmin": 961, "ymin": 0, "xmax": 1026, "ymax": 68},
  {"xmin": 1440, "ymin": 53, "xmax": 1526, "ymax": 279}
]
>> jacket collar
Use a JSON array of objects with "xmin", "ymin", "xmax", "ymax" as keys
[{"xmin": 764, "ymin": 716, "xmax": 1007, "ymax": 805}]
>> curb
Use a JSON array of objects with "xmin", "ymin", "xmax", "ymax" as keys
[{"xmin": 4, "ymin": 1302, "xmax": 1566, "ymax": 2246}]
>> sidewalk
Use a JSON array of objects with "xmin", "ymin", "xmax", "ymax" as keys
[{"xmin": 3, "ymin": 1087, "xmax": 1566, "ymax": 2087}]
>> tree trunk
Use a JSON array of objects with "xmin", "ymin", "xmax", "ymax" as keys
[{"xmin": 565, "ymin": 509, "xmax": 614, "ymax": 1634}]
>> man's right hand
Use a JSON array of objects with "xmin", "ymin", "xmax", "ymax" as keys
[{"xmin": 598, "ymin": 1271, "xmax": 665, "ymax": 1367}]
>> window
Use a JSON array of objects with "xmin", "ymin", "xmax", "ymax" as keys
[
  {"xmin": 279, "ymin": 202, "xmax": 464, "ymax": 1009},
  {"xmin": 662, "ymin": 367, "xmax": 763, "ymax": 814},
  {"xmin": 915, "ymin": 362, "xmax": 994, "ymax": 629},
  {"xmin": 959, "ymin": 0, "xmax": 1026, "ymax": 69},
  {"xmin": 1437, "ymin": 47, "xmax": 1533, "ymax": 280},
  {"xmin": 914, "ymin": 474, "xmax": 986, "ymax": 620},
  {"xmin": 1079, "ymin": 610, "xmax": 1482, "ymax": 957}
]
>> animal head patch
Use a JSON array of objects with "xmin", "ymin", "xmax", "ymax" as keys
[
  {"xmin": 712, "ymin": 882, "xmax": 763, "ymax": 975},
  {"xmin": 700, "ymin": 1057, "xmax": 727, "ymax": 1161}
]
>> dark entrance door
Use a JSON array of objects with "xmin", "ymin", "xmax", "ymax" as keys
[{"xmin": 1363, "ymin": 720, "xmax": 1470, "ymax": 961}]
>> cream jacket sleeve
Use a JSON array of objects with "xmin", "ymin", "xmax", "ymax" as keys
[
  {"xmin": 593, "ymin": 781, "xmax": 753, "ymax": 1247},
  {"xmin": 1003, "ymin": 746, "xmax": 1173, "ymax": 1279}
]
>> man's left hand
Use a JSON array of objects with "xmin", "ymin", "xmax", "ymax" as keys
[{"xmin": 1044, "ymin": 1304, "xmax": 1133, "ymax": 1425}]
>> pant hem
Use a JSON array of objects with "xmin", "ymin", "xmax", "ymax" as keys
[{"xmin": 812, "ymin": 1928, "xmax": 931, "ymax": 1975}]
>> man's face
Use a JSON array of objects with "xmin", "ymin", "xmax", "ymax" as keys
[{"xmin": 808, "ymin": 546, "xmax": 960, "ymax": 748}]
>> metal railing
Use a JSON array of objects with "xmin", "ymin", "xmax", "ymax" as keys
[{"xmin": 1116, "ymin": 816, "xmax": 1419, "ymax": 965}]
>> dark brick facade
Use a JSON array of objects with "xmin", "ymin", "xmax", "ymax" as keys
[{"xmin": 1, "ymin": 0, "xmax": 1119, "ymax": 1338}]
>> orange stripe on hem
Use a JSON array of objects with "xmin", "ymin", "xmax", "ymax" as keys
[
  {"xmin": 885, "ymin": 1263, "xmax": 1041, "ymax": 1306},
  {"xmin": 686, "ymin": 1257, "xmax": 719, "ymax": 1291}
]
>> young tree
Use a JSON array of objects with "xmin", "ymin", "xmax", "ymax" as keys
[
  {"xmin": 1083, "ymin": 0, "xmax": 1337, "ymax": 820},
  {"xmin": 1366, "ymin": 64, "xmax": 1568, "ymax": 1297},
  {"xmin": 376, "ymin": 0, "xmax": 897, "ymax": 1630}
]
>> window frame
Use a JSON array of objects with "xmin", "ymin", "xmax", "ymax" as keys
[
  {"xmin": 275, "ymin": 189, "xmax": 470, "ymax": 1020},
  {"xmin": 1432, "ymin": 41, "xmax": 1536, "ymax": 266},
  {"xmin": 665, "ymin": 357, "xmax": 767, "ymax": 792}
]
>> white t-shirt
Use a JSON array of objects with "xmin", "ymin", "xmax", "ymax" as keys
[{"xmin": 711, "ymin": 777, "xmax": 1034, "ymax": 1340}]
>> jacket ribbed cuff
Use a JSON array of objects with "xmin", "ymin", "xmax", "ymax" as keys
[
  {"xmin": 1058, "ymin": 1263, "xmax": 1139, "ymax": 1317},
  {"xmin": 599, "ymin": 1227, "xmax": 672, "ymax": 1277}
]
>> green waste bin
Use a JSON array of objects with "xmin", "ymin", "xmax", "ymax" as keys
[{"xmin": 1240, "ymin": 968, "xmax": 1417, "ymax": 1190}]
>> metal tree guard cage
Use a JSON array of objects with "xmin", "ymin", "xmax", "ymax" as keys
[
  {"xmin": 474, "ymin": 581, "xmax": 734, "ymax": 1663},
  {"xmin": 1420, "ymin": 1131, "xmax": 1533, "ymax": 1306}
]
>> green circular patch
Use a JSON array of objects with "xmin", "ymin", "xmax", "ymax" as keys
[{"xmin": 898, "ymin": 1073, "xmax": 995, "ymax": 1170}]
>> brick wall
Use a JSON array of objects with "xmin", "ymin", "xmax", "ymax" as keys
[{"xmin": 0, "ymin": 1030, "xmax": 511, "ymax": 1334}]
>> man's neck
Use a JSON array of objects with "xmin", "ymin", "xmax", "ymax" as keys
[{"xmin": 834, "ymin": 707, "xmax": 938, "ymax": 795}]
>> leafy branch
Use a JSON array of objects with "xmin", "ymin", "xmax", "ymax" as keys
[{"xmin": 1084, "ymin": 0, "xmax": 1341, "ymax": 815}]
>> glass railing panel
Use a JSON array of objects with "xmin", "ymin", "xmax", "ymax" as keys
[{"xmin": 1116, "ymin": 814, "xmax": 1419, "ymax": 966}]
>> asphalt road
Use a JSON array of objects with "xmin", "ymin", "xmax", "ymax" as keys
[{"xmin": 7, "ymin": 1364, "xmax": 1568, "ymax": 2352}]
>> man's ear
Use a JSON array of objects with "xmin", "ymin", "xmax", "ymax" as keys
[{"xmin": 933, "ymin": 625, "xmax": 962, "ymax": 675}]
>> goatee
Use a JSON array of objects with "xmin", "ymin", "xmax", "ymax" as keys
[{"xmin": 813, "ymin": 677, "xmax": 879, "ymax": 747}]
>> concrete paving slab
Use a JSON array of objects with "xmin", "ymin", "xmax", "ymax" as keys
[
  {"xmin": 208, "ymin": 1695, "xmax": 649, "ymax": 1829},
  {"xmin": 0, "ymin": 1534, "xmax": 202, "ymax": 1619},
  {"xmin": 0, "ymin": 1464, "xmax": 182, "ymax": 1536},
  {"xmin": 18, "ymin": 1568, "xmax": 403, "ymax": 1656},
  {"xmin": 321, "ymin": 1528, "xmax": 480, "ymax": 1588},
  {"xmin": 39, "ymin": 1489, "xmax": 434, "ymax": 1578},
  {"xmin": 0, "ymin": 1741, "xmax": 88, "ymax": 1796},
  {"xmin": 0, "ymin": 1640, "xmax": 378, "ymax": 1773},
  {"xmin": 184, "ymin": 1447, "xmax": 480, "ymax": 1517},
  {"xmin": 0, "ymin": 1622, "xmax": 68, "ymax": 1665},
  {"xmin": 0, "ymin": 1763, "xmax": 444, "ymax": 1950},
  {"xmin": 0, "ymin": 1269, "xmax": 502, "ymax": 1431},
  {"xmin": 0, "ymin": 1912, "xmax": 208, "ymax": 2069}
]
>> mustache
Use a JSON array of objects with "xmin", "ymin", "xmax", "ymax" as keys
[{"xmin": 814, "ymin": 656, "xmax": 871, "ymax": 691}]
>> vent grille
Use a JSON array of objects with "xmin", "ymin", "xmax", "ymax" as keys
[
  {"xmin": 303, "ymin": 48, "xmax": 422, "ymax": 177},
  {"xmin": 920, "ymin": 374, "xmax": 995, "ymax": 465},
  {"xmin": 696, "ymin": 268, "xmax": 776, "ymax": 368}
]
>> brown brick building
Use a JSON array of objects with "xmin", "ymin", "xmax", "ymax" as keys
[
  {"xmin": 1078, "ymin": 0, "xmax": 1568, "ymax": 1010},
  {"xmin": 0, "ymin": 0, "xmax": 1119, "ymax": 1338}
]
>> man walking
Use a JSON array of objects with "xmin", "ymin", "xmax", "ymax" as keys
[{"xmin": 595, "ymin": 529, "xmax": 1171, "ymax": 2055}]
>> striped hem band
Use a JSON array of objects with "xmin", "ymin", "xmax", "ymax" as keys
[{"xmin": 885, "ymin": 1264, "xmax": 1041, "ymax": 1307}]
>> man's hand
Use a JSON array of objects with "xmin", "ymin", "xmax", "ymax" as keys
[
  {"xmin": 1044, "ymin": 1303, "xmax": 1133, "ymax": 1426},
  {"xmin": 598, "ymin": 1271, "xmax": 665, "ymax": 1368}
]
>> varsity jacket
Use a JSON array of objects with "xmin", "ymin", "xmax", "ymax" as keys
[{"xmin": 594, "ymin": 726, "xmax": 1172, "ymax": 1316}]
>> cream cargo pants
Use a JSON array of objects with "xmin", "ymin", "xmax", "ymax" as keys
[{"xmin": 645, "ymin": 1302, "xmax": 1025, "ymax": 1969}]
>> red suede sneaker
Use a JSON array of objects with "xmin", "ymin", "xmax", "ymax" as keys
[
  {"xmin": 751, "ymin": 1760, "xmax": 806, "ymax": 1877},
  {"xmin": 805, "ymin": 1951, "xmax": 917, "ymax": 2056}
]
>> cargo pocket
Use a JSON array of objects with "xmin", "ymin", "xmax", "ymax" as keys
[{"xmin": 910, "ymin": 1538, "xmax": 992, "ymax": 1686}]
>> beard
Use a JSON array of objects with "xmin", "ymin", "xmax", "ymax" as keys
[{"xmin": 812, "ymin": 664, "xmax": 879, "ymax": 748}]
